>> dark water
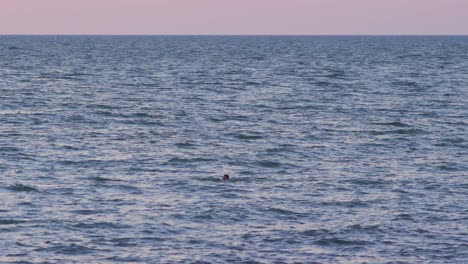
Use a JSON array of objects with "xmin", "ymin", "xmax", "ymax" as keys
[{"xmin": 0, "ymin": 36, "xmax": 467, "ymax": 263}]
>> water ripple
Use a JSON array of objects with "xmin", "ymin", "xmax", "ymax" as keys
[{"xmin": 0, "ymin": 35, "xmax": 467, "ymax": 263}]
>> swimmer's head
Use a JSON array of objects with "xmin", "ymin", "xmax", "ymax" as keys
[{"xmin": 223, "ymin": 174, "xmax": 230, "ymax": 181}]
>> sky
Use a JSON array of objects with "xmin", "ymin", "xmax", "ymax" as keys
[{"xmin": 1, "ymin": 0, "xmax": 467, "ymax": 35}]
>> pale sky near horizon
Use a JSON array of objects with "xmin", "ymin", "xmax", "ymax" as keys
[{"xmin": 1, "ymin": 0, "xmax": 467, "ymax": 35}]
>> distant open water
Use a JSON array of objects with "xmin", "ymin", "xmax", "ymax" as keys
[{"xmin": 0, "ymin": 36, "xmax": 467, "ymax": 263}]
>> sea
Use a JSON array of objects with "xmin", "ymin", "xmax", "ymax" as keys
[{"xmin": 0, "ymin": 36, "xmax": 467, "ymax": 263}]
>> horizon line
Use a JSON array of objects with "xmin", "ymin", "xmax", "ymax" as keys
[{"xmin": 1, "ymin": 34, "xmax": 467, "ymax": 37}]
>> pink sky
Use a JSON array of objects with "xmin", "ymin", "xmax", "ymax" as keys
[{"xmin": 1, "ymin": 0, "xmax": 467, "ymax": 35}]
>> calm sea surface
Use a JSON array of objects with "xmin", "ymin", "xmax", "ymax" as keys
[{"xmin": 0, "ymin": 36, "xmax": 467, "ymax": 263}]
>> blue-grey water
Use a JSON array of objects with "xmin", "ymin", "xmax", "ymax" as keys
[{"xmin": 0, "ymin": 36, "xmax": 467, "ymax": 263}]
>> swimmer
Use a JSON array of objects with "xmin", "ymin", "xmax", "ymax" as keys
[{"xmin": 223, "ymin": 174, "xmax": 230, "ymax": 181}]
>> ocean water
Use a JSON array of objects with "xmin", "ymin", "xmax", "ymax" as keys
[{"xmin": 0, "ymin": 36, "xmax": 467, "ymax": 263}]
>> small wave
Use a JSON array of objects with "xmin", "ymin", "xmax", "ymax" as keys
[
  {"xmin": 87, "ymin": 104, "xmax": 122, "ymax": 110},
  {"xmin": 109, "ymin": 184, "xmax": 143, "ymax": 194},
  {"xmin": 437, "ymin": 163, "xmax": 464, "ymax": 172},
  {"xmin": 71, "ymin": 209, "xmax": 99, "ymax": 215},
  {"xmin": 317, "ymin": 68, "xmax": 346, "ymax": 79},
  {"xmin": 122, "ymin": 119, "xmax": 164, "ymax": 126},
  {"xmin": 60, "ymin": 75, "xmax": 86, "ymax": 81},
  {"xmin": 372, "ymin": 121, "xmax": 410, "ymax": 127},
  {"xmin": 166, "ymin": 157, "xmax": 216, "ymax": 165},
  {"xmin": 263, "ymin": 207, "xmax": 304, "ymax": 217},
  {"xmin": 194, "ymin": 212, "xmax": 215, "ymax": 220},
  {"xmin": 244, "ymin": 80, "xmax": 263, "ymax": 86},
  {"xmin": 415, "ymin": 228, "xmax": 430, "ymax": 234},
  {"xmin": 392, "ymin": 213, "xmax": 415, "ymax": 221},
  {"xmin": 131, "ymin": 112, "xmax": 154, "ymax": 118},
  {"xmin": 18, "ymin": 201, "xmax": 35, "ymax": 206},
  {"xmin": 59, "ymin": 145, "xmax": 80, "ymax": 150},
  {"xmin": 175, "ymin": 141, "xmax": 196, "ymax": 148},
  {"xmin": 140, "ymin": 236, "xmax": 166, "ymax": 242},
  {"xmin": 209, "ymin": 117, "xmax": 226, "ymax": 122},
  {"xmin": 0, "ymin": 219, "xmax": 26, "ymax": 225},
  {"xmin": 7, "ymin": 183, "xmax": 39, "ymax": 192},
  {"xmin": 250, "ymin": 55, "xmax": 265, "ymax": 61},
  {"xmin": 314, "ymin": 80, "xmax": 333, "ymax": 87},
  {"xmin": 301, "ymin": 229, "xmax": 321, "ymax": 237},
  {"xmin": 87, "ymin": 176, "xmax": 122, "ymax": 182},
  {"xmin": 265, "ymin": 146, "xmax": 296, "ymax": 154},
  {"xmin": 320, "ymin": 200, "xmax": 370, "ymax": 208},
  {"xmin": 37, "ymin": 72, "xmax": 86, "ymax": 81},
  {"xmin": 392, "ymin": 80, "xmax": 419, "ymax": 87},
  {"xmin": 192, "ymin": 176, "xmax": 220, "ymax": 183},
  {"xmin": 315, "ymin": 237, "xmax": 371, "ymax": 246},
  {"xmin": 255, "ymin": 160, "xmax": 282, "ymax": 168},
  {"xmin": 324, "ymin": 72, "xmax": 346, "ymax": 79},
  {"xmin": 345, "ymin": 224, "xmax": 381, "ymax": 233},
  {"xmin": 435, "ymin": 138, "xmax": 466, "ymax": 148},
  {"xmin": 235, "ymin": 133, "xmax": 265, "ymax": 140},
  {"xmin": 58, "ymin": 160, "xmax": 90, "ymax": 166},
  {"xmin": 93, "ymin": 110, "xmax": 126, "ymax": 118},
  {"xmin": 301, "ymin": 228, "xmax": 337, "ymax": 238},
  {"xmin": 65, "ymin": 115, "xmax": 94, "ymax": 122},
  {"xmin": 345, "ymin": 178, "xmax": 389, "ymax": 186},
  {"xmin": 58, "ymin": 158, "xmax": 127, "ymax": 166},
  {"xmin": 107, "ymin": 237, "xmax": 138, "ymax": 247},
  {"xmin": 16, "ymin": 153, "xmax": 38, "ymax": 161},
  {"xmin": 105, "ymin": 256, "xmax": 144, "ymax": 262},
  {"xmin": 0, "ymin": 146, "xmax": 21, "ymax": 152},
  {"xmin": 35, "ymin": 243, "xmax": 95, "ymax": 255},
  {"xmin": 71, "ymin": 221, "xmax": 129, "ymax": 230},
  {"xmin": 443, "ymin": 138, "xmax": 464, "ymax": 144},
  {"xmin": 369, "ymin": 128, "xmax": 424, "ymax": 135}
]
